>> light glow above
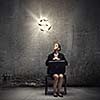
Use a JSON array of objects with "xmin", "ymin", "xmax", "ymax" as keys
[
  {"xmin": 38, "ymin": 17, "xmax": 51, "ymax": 32},
  {"xmin": 26, "ymin": 8, "xmax": 52, "ymax": 33}
]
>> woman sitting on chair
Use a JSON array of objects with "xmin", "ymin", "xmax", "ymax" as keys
[{"xmin": 45, "ymin": 42, "xmax": 68, "ymax": 97}]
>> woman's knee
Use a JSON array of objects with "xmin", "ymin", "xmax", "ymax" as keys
[
  {"xmin": 53, "ymin": 74, "xmax": 59, "ymax": 80},
  {"xmin": 59, "ymin": 74, "xmax": 64, "ymax": 79}
]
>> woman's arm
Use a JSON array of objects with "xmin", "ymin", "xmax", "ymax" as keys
[
  {"xmin": 45, "ymin": 54, "xmax": 52, "ymax": 66},
  {"xmin": 62, "ymin": 54, "xmax": 68, "ymax": 66}
]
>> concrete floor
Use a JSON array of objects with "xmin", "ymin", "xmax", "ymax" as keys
[{"xmin": 0, "ymin": 87, "xmax": 100, "ymax": 100}]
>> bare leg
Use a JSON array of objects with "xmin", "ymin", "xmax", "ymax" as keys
[
  {"xmin": 58, "ymin": 74, "xmax": 64, "ymax": 94},
  {"xmin": 53, "ymin": 74, "xmax": 59, "ymax": 93}
]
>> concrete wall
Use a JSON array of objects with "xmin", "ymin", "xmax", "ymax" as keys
[{"xmin": 0, "ymin": 0, "xmax": 100, "ymax": 86}]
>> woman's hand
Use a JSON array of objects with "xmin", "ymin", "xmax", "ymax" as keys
[{"xmin": 53, "ymin": 57, "xmax": 60, "ymax": 60}]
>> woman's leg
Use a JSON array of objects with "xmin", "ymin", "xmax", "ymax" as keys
[
  {"xmin": 58, "ymin": 74, "xmax": 64, "ymax": 94},
  {"xmin": 53, "ymin": 74, "xmax": 59, "ymax": 93}
]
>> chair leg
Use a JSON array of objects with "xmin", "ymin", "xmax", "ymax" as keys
[
  {"xmin": 64, "ymin": 75, "xmax": 67, "ymax": 95},
  {"xmin": 45, "ymin": 76, "xmax": 48, "ymax": 95},
  {"xmin": 64, "ymin": 85, "xmax": 67, "ymax": 95}
]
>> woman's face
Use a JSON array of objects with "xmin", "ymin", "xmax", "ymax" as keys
[{"xmin": 53, "ymin": 43, "xmax": 59, "ymax": 51}]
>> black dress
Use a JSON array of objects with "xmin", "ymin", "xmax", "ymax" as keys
[{"xmin": 45, "ymin": 52, "xmax": 68, "ymax": 75}]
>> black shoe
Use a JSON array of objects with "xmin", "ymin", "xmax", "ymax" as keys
[
  {"xmin": 53, "ymin": 92, "xmax": 58, "ymax": 97},
  {"xmin": 58, "ymin": 92, "xmax": 63, "ymax": 97}
]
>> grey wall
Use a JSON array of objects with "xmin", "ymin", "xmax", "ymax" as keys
[{"xmin": 0, "ymin": 0, "xmax": 100, "ymax": 86}]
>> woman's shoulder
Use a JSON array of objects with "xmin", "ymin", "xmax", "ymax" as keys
[
  {"xmin": 48, "ymin": 52, "xmax": 54, "ymax": 56},
  {"xmin": 59, "ymin": 52, "xmax": 65, "ymax": 56}
]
